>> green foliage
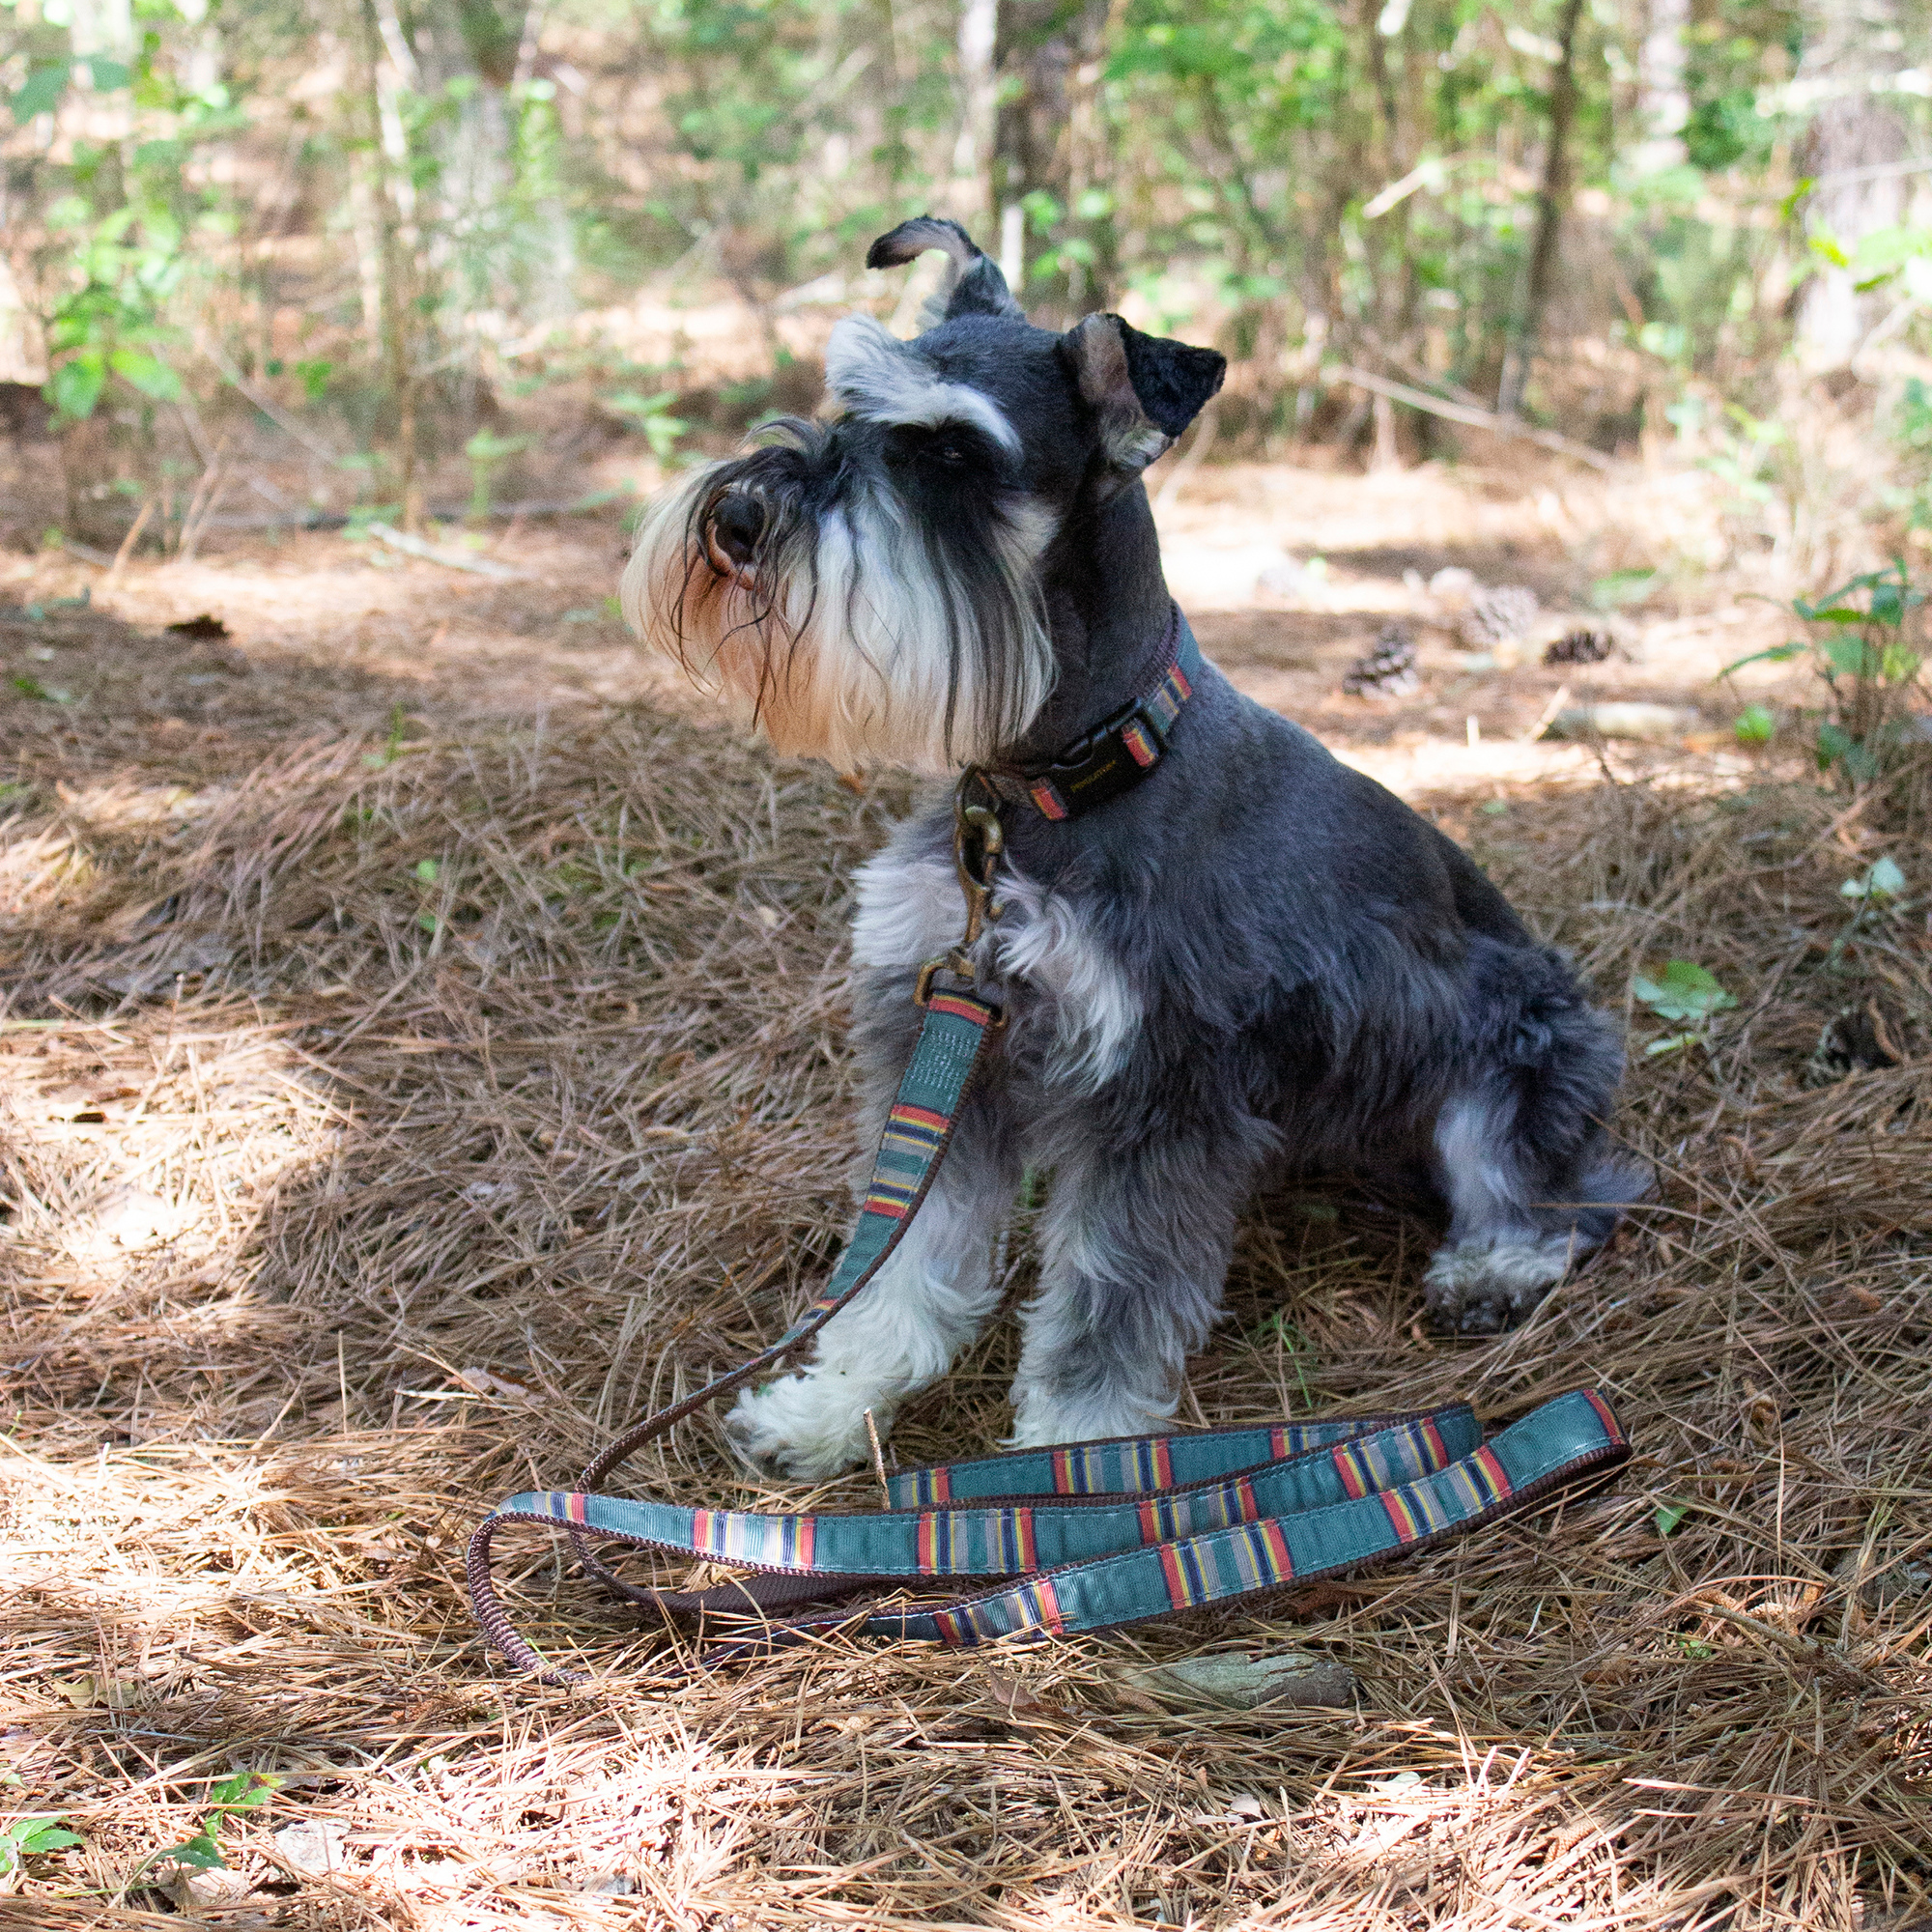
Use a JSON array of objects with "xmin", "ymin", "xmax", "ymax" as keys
[
  {"xmin": 1633, "ymin": 960, "xmax": 1736, "ymax": 1057},
  {"xmin": 1721, "ymin": 565, "xmax": 1927, "ymax": 785},
  {"xmin": 1734, "ymin": 703, "xmax": 1776, "ymax": 744},
  {"xmin": 464, "ymin": 429, "xmax": 534, "ymax": 520},
  {"xmin": 1841, "ymin": 856, "xmax": 1907, "ymax": 904},
  {"xmin": 0, "ymin": 1814, "xmax": 84, "ymax": 1875},
  {"xmin": 156, "ymin": 1771, "xmax": 281, "ymax": 1874},
  {"xmin": 605, "ymin": 391, "xmax": 689, "ymax": 462}
]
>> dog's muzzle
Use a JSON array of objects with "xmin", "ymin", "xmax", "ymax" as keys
[{"xmin": 705, "ymin": 489, "xmax": 765, "ymax": 576}]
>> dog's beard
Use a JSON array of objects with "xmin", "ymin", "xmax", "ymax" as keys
[{"xmin": 620, "ymin": 427, "xmax": 1055, "ymax": 774}]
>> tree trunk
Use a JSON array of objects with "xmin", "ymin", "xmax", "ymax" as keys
[
  {"xmin": 1631, "ymin": 0, "xmax": 1689, "ymax": 176},
  {"xmin": 952, "ymin": 0, "xmax": 999, "ymax": 231},
  {"xmin": 1497, "ymin": 0, "xmax": 1585, "ymax": 416},
  {"xmin": 355, "ymin": 0, "xmax": 422, "ymax": 530},
  {"xmin": 1795, "ymin": 0, "xmax": 1909, "ymax": 369}
]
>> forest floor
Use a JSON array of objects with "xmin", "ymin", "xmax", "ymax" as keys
[{"xmin": 1, "ymin": 449, "xmax": 1928, "ymax": 1932}]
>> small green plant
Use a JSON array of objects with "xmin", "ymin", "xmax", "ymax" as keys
[
  {"xmin": 1633, "ymin": 960, "xmax": 1737, "ymax": 1057},
  {"xmin": 463, "ymin": 429, "xmax": 534, "ymax": 522},
  {"xmin": 1841, "ymin": 856, "xmax": 1907, "ymax": 905},
  {"xmin": 605, "ymin": 390, "xmax": 689, "ymax": 462},
  {"xmin": 1589, "ymin": 568, "xmax": 1657, "ymax": 611},
  {"xmin": 0, "ymin": 1813, "xmax": 84, "ymax": 1877},
  {"xmin": 146, "ymin": 1770, "xmax": 280, "ymax": 1879},
  {"xmin": 1829, "ymin": 855, "xmax": 1912, "ymax": 970},
  {"xmin": 361, "ymin": 703, "xmax": 416, "ymax": 770},
  {"xmin": 1251, "ymin": 1308, "xmax": 1316, "ymax": 1407},
  {"xmin": 1734, "ymin": 703, "xmax": 1776, "ymax": 745},
  {"xmin": 1654, "ymin": 1499, "xmax": 1691, "ymax": 1537},
  {"xmin": 1721, "ymin": 564, "xmax": 1927, "ymax": 784}
]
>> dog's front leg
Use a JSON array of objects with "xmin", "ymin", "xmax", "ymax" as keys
[
  {"xmin": 724, "ymin": 1081, "xmax": 1019, "ymax": 1482},
  {"xmin": 1006, "ymin": 1130, "xmax": 1256, "ymax": 1447}
]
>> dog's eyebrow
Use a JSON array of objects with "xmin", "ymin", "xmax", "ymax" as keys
[{"xmin": 825, "ymin": 315, "xmax": 1020, "ymax": 456}]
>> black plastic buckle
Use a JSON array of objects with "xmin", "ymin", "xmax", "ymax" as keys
[{"xmin": 1023, "ymin": 697, "xmax": 1162, "ymax": 815}]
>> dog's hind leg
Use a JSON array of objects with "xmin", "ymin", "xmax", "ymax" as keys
[
  {"xmin": 723, "ymin": 1077, "xmax": 1021, "ymax": 1482},
  {"xmin": 1005, "ymin": 1122, "xmax": 1265, "ymax": 1447},
  {"xmin": 1422, "ymin": 1088, "xmax": 1646, "ymax": 1336}
]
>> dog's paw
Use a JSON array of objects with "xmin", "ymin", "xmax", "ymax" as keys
[
  {"xmin": 722, "ymin": 1375, "xmax": 876, "ymax": 1483},
  {"xmin": 1422, "ymin": 1236, "xmax": 1575, "ymax": 1336},
  {"xmin": 1005, "ymin": 1380, "xmax": 1178, "ymax": 1450}
]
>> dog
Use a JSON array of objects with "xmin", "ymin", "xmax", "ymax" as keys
[{"xmin": 620, "ymin": 216, "xmax": 1645, "ymax": 1482}]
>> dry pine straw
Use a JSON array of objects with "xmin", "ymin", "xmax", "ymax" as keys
[{"xmin": 0, "ymin": 606, "xmax": 1929, "ymax": 1928}]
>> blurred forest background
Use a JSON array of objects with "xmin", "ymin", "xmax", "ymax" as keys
[{"xmin": 4, "ymin": 0, "xmax": 1932, "ymax": 576}]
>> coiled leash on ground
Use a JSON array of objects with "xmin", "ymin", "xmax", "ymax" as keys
[{"xmin": 466, "ymin": 649, "xmax": 1632, "ymax": 1683}]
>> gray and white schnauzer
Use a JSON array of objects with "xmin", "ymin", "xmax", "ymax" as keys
[{"xmin": 621, "ymin": 217, "xmax": 1644, "ymax": 1482}]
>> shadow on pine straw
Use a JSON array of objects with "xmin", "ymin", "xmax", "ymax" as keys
[{"xmin": 0, "ymin": 687, "xmax": 1928, "ymax": 1929}]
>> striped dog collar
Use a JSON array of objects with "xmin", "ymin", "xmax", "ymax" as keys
[{"xmin": 1011, "ymin": 606, "xmax": 1202, "ymax": 822}]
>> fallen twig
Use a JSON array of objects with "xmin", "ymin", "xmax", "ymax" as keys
[
  {"xmin": 364, "ymin": 522, "xmax": 526, "ymax": 580},
  {"xmin": 1329, "ymin": 363, "xmax": 1619, "ymax": 472}
]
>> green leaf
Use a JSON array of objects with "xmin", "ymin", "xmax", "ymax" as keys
[
  {"xmin": 207, "ymin": 1769, "xmax": 281, "ymax": 1811},
  {"xmin": 46, "ymin": 355, "xmax": 106, "ymax": 423},
  {"xmin": 10, "ymin": 63, "xmax": 71, "ymax": 125},
  {"xmin": 86, "ymin": 58, "xmax": 131, "ymax": 91},
  {"xmin": 161, "ymin": 1832, "xmax": 226, "ymax": 1870},
  {"xmin": 1654, "ymin": 1500, "xmax": 1690, "ymax": 1537},
  {"xmin": 414, "ymin": 858, "xmax": 440, "ymax": 883},
  {"xmin": 1643, "ymin": 1031, "xmax": 1696, "ymax": 1057},
  {"xmin": 1588, "ymin": 568, "xmax": 1656, "ymax": 611},
  {"xmin": 17, "ymin": 1824, "xmax": 82, "ymax": 1853},
  {"xmin": 1816, "ymin": 721, "xmax": 1855, "ymax": 771},
  {"xmin": 605, "ymin": 388, "xmax": 680, "ymax": 420},
  {"xmin": 465, "ymin": 429, "xmax": 533, "ymax": 463},
  {"xmin": 1734, "ymin": 704, "xmax": 1776, "ymax": 745},
  {"xmin": 1820, "ymin": 634, "xmax": 1874, "ymax": 679},
  {"xmin": 1842, "ymin": 856, "xmax": 1907, "ymax": 902},
  {"xmin": 1633, "ymin": 960, "xmax": 1737, "ymax": 1026},
  {"xmin": 108, "ymin": 348, "xmax": 181, "ymax": 401},
  {"xmin": 1717, "ymin": 642, "xmax": 1804, "ymax": 679}
]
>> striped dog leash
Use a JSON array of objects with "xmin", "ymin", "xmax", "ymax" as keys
[{"xmin": 465, "ymin": 756, "xmax": 1632, "ymax": 1684}]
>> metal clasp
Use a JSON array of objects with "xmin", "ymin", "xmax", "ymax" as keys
[{"xmin": 915, "ymin": 776, "xmax": 1007, "ymax": 1008}]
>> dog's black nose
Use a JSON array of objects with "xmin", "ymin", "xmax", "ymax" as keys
[{"xmin": 710, "ymin": 492, "xmax": 765, "ymax": 567}]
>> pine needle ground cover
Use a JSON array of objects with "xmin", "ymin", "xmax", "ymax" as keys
[{"xmin": 1, "ymin": 591, "xmax": 1928, "ymax": 1931}]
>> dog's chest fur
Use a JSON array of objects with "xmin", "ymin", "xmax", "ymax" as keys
[{"xmin": 850, "ymin": 838, "xmax": 1141, "ymax": 1093}]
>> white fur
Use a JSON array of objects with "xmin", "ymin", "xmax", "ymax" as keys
[
  {"xmin": 1433, "ymin": 1094, "xmax": 1522, "ymax": 1227},
  {"xmin": 849, "ymin": 852, "xmax": 960, "ymax": 972},
  {"xmin": 824, "ymin": 314, "xmax": 1020, "ymax": 454},
  {"xmin": 852, "ymin": 848, "xmax": 1142, "ymax": 1094},
  {"xmin": 1421, "ymin": 1236, "xmax": 1575, "ymax": 1308},
  {"xmin": 1007, "ymin": 1360, "xmax": 1178, "ymax": 1449},
  {"xmin": 621, "ymin": 459, "xmax": 1053, "ymax": 775},
  {"xmin": 723, "ymin": 1158, "xmax": 1007, "ymax": 1481},
  {"xmin": 1426, "ymin": 1094, "xmax": 1577, "ymax": 1316},
  {"xmin": 992, "ymin": 868, "xmax": 1142, "ymax": 1093}
]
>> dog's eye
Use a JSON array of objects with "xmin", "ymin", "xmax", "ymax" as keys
[{"xmin": 932, "ymin": 438, "xmax": 967, "ymax": 467}]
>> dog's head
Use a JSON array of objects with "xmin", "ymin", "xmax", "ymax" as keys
[{"xmin": 620, "ymin": 217, "xmax": 1225, "ymax": 775}]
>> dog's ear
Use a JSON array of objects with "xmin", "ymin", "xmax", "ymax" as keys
[
  {"xmin": 1062, "ymin": 314, "xmax": 1225, "ymax": 475},
  {"xmin": 867, "ymin": 216, "xmax": 1023, "ymax": 323}
]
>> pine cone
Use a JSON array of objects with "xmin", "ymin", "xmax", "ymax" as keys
[
  {"xmin": 1343, "ymin": 622, "xmax": 1420, "ymax": 697},
  {"xmin": 1543, "ymin": 627, "xmax": 1614, "ymax": 666},
  {"xmin": 1460, "ymin": 584, "xmax": 1541, "ymax": 649}
]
